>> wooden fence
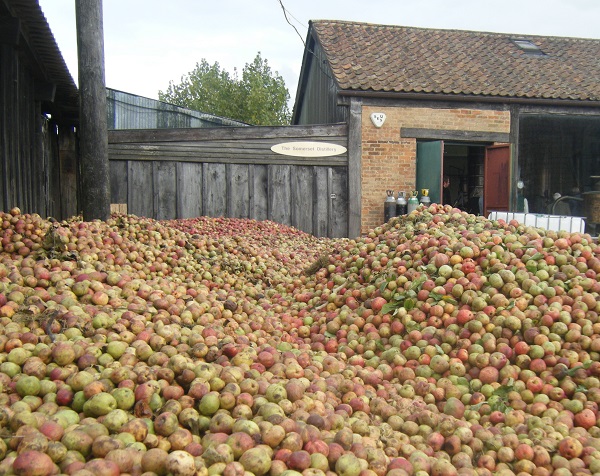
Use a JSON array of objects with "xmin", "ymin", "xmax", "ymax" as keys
[{"xmin": 108, "ymin": 124, "xmax": 349, "ymax": 237}]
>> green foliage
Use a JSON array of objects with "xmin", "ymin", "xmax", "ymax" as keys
[
  {"xmin": 380, "ymin": 271, "xmax": 457, "ymax": 316},
  {"xmin": 158, "ymin": 52, "xmax": 291, "ymax": 126},
  {"xmin": 471, "ymin": 379, "xmax": 515, "ymax": 414}
]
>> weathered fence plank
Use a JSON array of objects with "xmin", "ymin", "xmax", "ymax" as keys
[
  {"xmin": 203, "ymin": 163, "xmax": 227, "ymax": 217},
  {"xmin": 108, "ymin": 145, "xmax": 346, "ymax": 167},
  {"xmin": 330, "ymin": 167, "xmax": 349, "ymax": 237},
  {"xmin": 228, "ymin": 164, "xmax": 250, "ymax": 218},
  {"xmin": 153, "ymin": 162, "xmax": 177, "ymax": 220},
  {"xmin": 177, "ymin": 162, "xmax": 203, "ymax": 218},
  {"xmin": 128, "ymin": 161, "xmax": 153, "ymax": 216},
  {"xmin": 291, "ymin": 166, "xmax": 314, "ymax": 234},
  {"xmin": 58, "ymin": 130, "xmax": 79, "ymax": 219},
  {"xmin": 269, "ymin": 165, "xmax": 291, "ymax": 226},
  {"xmin": 108, "ymin": 124, "xmax": 347, "ymax": 143},
  {"xmin": 110, "ymin": 160, "xmax": 128, "ymax": 204},
  {"xmin": 250, "ymin": 165, "xmax": 268, "ymax": 221},
  {"xmin": 314, "ymin": 168, "xmax": 329, "ymax": 237}
]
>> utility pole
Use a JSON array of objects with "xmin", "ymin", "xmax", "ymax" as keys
[{"xmin": 75, "ymin": 0, "xmax": 110, "ymax": 221}]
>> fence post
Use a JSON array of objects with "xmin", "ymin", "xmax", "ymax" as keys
[{"xmin": 76, "ymin": 0, "xmax": 110, "ymax": 221}]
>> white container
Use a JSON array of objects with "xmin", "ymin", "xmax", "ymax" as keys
[{"xmin": 488, "ymin": 211, "xmax": 586, "ymax": 234}]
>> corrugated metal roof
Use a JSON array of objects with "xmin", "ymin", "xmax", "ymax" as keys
[
  {"xmin": 310, "ymin": 20, "xmax": 600, "ymax": 102},
  {"xmin": 107, "ymin": 88, "xmax": 249, "ymax": 129},
  {"xmin": 3, "ymin": 0, "xmax": 79, "ymax": 123}
]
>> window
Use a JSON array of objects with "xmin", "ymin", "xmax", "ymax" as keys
[{"xmin": 512, "ymin": 39, "xmax": 545, "ymax": 56}]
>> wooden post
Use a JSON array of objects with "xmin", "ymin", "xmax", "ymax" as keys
[
  {"xmin": 347, "ymin": 97, "xmax": 363, "ymax": 238},
  {"xmin": 76, "ymin": 0, "xmax": 110, "ymax": 221}
]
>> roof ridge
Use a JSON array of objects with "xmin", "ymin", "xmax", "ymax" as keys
[
  {"xmin": 310, "ymin": 19, "xmax": 600, "ymax": 43},
  {"xmin": 308, "ymin": 20, "xmax": 600, "ymax": 102}
]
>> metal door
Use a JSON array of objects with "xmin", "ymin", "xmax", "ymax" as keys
[
  {"xmin": 416, "ymin": 141, "xmax": 443, "ymax": 204},
  {"xmin": 484, "ymin": 145, "xmax": 511, "ymax": 216}
]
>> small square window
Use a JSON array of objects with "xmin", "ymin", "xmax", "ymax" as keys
[{"xmin": 512, "ymin": 39, "xmax": 545, "ymax": 55}]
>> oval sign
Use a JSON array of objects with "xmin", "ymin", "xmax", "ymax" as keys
[{"xmin": 271, "ymin": 141, "xmax": 347, "ymax": 157}]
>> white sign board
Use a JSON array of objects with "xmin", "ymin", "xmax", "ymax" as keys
[
  {"xmin": 370, "ymin": 112, "xmax": 386, "ymax": 128},
  {"xmin": 271, "ymin": 141, "xmax": 347, "ymax": 157}
]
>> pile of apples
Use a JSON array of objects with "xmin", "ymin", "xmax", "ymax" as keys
[{"xmin": 0, "ymin": 203, "xmax": 598, "ymax": 476}]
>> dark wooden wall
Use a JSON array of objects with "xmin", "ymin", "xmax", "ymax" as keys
[
  {"xmin": 1, "ymin": 40, "xmax": 38, "ymax": 213},
  {"xmin": 1, "ymin": 6, "xmax": 80, "ymax": 221},
  {"xmin": 293, "ymin": 39, "xmax": 348, "ymax": 126},
  {"xmin": 0, "ymin": 40, "xmax": 75, "ymax": 219},
  {"xmin": 108, "ymin": 124, "xmax": 350, "ymax": 238}
]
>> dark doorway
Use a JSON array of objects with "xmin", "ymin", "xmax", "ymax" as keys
[
  {"xmin": 518, "ymin": 115, "xmax": 600, "ymax": 216},
  {"xmin": 417, "ymin": 140, "xmax": 510, "ymax": 216},
  {"xmin": 442, "ymin": 143, "xmax": 486, "ymax": 215},
  {"xmin": 416, "ymin": 141, "xmax": 511, "ymax": 216}
]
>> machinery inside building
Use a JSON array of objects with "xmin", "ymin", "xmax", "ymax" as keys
[
  {"xmin": 443, "ymin": 144, "xmax": 486, "ymax": 216},
  {"xmin": 519, "ymin": 115, "xmax": 600, "ymax": 220}
]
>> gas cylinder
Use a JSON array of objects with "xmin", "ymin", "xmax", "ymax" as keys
[
  {"xmin": 407, "ymin": 191, "xmax": 419, "ymax": 214},
  {"xmin": 420, "ymin": 188, "xmax": 431, "ymax": 207},
  {"xmin": 384, "ymin": 190, "xmax": 396, "ymax": 222},
  {"xmin": 396, "ymin": 191, "xmax": 407, "ymax": 216}
]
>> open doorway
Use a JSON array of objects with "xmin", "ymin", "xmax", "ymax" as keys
[
  {"xmin": 416, "ymin": 141, "xmax": 510, "ymax": 216},
  {"xmin": 443, "ymin": 144, "xmax": 485, "ymax": 215}
]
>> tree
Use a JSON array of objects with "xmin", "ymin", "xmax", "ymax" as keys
[{"xmin": 158, "ymin": 53, "xmax": 291, "ymax": 126}]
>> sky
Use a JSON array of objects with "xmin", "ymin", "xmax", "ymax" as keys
[{"xmin": 38, "ymin": 0, "xmax": 600, "ymax": 107}]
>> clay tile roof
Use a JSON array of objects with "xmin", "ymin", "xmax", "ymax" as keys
[{"xmin": 310, "ymin": 20, "xmax": 600, "ymax": 101}]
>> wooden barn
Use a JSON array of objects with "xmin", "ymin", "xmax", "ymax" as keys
[
  {"xmin": 292, "ymin": 20, "xmax": 600, "ymax": 236},
  {"xmin": 1, "ymin": 0, "xmax": 79, "ymax": 219}
]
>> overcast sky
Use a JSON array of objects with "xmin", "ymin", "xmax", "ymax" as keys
[{"xmin": 38, "ymin": 0, "xmax": 600, "ymax": 105}]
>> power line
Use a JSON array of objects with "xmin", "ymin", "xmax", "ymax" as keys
[
  {"xmin": 275, "ymin": 0, "xmax": 334, "ymax": 88},
  {"xmin": 282, "ymin": 6, "xmax": 305, "ymax": 30},
  {"xmin": 277, "ymin": 0, "xmax": 306, "ymax": 46}
]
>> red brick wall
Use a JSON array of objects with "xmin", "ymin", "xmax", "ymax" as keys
[{"xmin": 360, "ymin": 105, "xmax": 511, "ymax": 233}]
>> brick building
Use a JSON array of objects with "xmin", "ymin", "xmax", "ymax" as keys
[{"xmin": 292, "ymin": 21, "xmax": 600, "ymax": 236}]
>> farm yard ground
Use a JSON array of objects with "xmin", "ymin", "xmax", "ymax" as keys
[{"xmin": 0, "ymin": 204, "xmax": 598, "ymax": 475}]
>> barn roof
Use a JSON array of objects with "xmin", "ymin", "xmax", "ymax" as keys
[
  {"xmin": 2, "ymin": 0, "xmax": 79, "ymax": 123},
  {"xmin": 310, "ymin": 20, "xmax": 600, "ymax": 102}
]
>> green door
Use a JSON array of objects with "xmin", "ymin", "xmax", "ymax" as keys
[{"xmin": 416, "ymin": 141, "xmax": 443, "ymax": 204}]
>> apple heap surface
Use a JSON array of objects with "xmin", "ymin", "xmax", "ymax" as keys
[{"xmin": 0, "ymin": 203, "xmax": 598, "ymax": 476}]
